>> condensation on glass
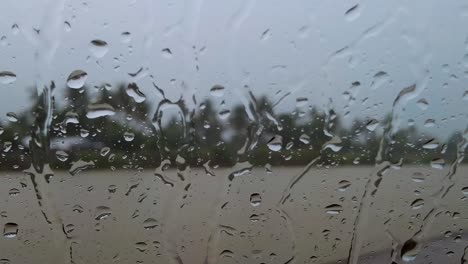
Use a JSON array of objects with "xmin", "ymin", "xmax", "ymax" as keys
[{"xmin": 0, "ymin": 0, "xmax": 467, "ymax": 263}]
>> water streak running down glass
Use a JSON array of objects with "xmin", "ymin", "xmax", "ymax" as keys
[{"xmin": 0, "ymin": 0, "xmax": 467, "ymax": 263}]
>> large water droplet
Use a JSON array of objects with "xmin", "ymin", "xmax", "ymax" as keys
[
  {"xmin": 126, "ymin": 83, "xmax": 146, "ymax": 103},
  {"xmin": 67, "ymin": 70, "xmax": 88, "ymax": 89},
  {"xmin": 218, "ymin": 109, "xmax": 231, "ymax": 120},
  {"xmin": 250, "ymin": 193, "xmax": 262, "ymax": 207},
  {"xmin": 370, "ymin": 71, "xmax": 390, "ymax": 90},
  {"xmin": 89, "ymin": 39, "xmax": 109, "ymax": 58},
  {"xmin": 422, "ymin": 138, "xmax": 439, "ymax": 149},
  {"xmin": 6, "ymin": 112, "xmax": 18, "ymax": 122},
  {"xmin": 267, "ymin": 135, "xmax": 283, "ymax": 152},
  {"xmin": 344, "ymin": 4, "xmax": 360, "ymax": 21},
  {"xmin": 161, "ymin": 48, "xmax": 172, "ymax": 59},
  {"xmin": 55, "ymin": 150, "xmax": 69, "ymax": 162},
  {"xmin": 411, "ymin": 199, "xmax": 424, "ymax": 210},
  {"xmin": 95, "ymin": 206, "xmax": 111, "ymax": 220},
  {"xmin": 338, "ymin": 180, "xmax": 351, "ymax": 191},
  {"xmin": 3, "ymin": 223, "xmax": 18, "ymax": 238},
  {"xmin": 299, "ymin": 134, "xmax": 310, "ymax": 144},
  {"xmin": 430, "ymin": 158, "xmax": 445, "ymax": 169},
  {"xmin": 0, "ymin": 71, "xmax": 16, "ymax": 84},
  {"xmin": 123, "ymin": 132, "xmax": 135, "ymax": 142},
  {"xmin": 366, "ymin": 119, "xmax": 379, "ymax": 131},
  {"xmin": 143, "ymin": 218, "xmax": 158, "ymax": 230},
  {"xmin": 401, "ymin": 239, "xmax": 420, "ymax": 262},
  {"xmin": 86, "ymin": 103, "xmax": 115, "ymax": 119},
  {"xmin": 325, "ymin": 204, "xmax": 343, "ymax": 214}
]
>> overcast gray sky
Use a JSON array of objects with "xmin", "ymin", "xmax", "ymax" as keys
[{"xmin": 0, "ymin": 0, "xmax": 467, "ymax": 138}]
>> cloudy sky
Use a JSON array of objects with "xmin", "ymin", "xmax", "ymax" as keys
[{"xmin": 0, "ymin": 0, "xmax": 467, "ymax": 138}]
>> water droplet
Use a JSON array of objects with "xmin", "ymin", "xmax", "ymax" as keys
[
  {"xmin": 296, "ymin": 97, "xmax": 308, "ymax": 107},
  {"xmin": 95, "ymin": 206, "xmax": 111, "ymax": 220},
  {"xmin": 430, "ymin": 158, "xmax": 445, "ymax": 169},
  {"xmin": 66, "ymin": 70, "xmax": 88, "ymax": 89},
  {"xmin": 323, "ymin": 136, "xmax": 343, "ymax": 152},
  {"xmin": 344, "ymin": 4, "xmax": 360, "ymax": 21},
  {"xmin": 462, "ymin": 187, "xmax": 468, "ymax": 197},
  {"xmin": 123, "ymin": 132, "xmax": 135, "ymax": 142},
  {"xmin": 250, "ymin": 193, "xmax": 262, "ymax": 207},
  {"xmin": 411, "ymin": 172, "xmax": 425, "ymax": 183},
  {"xmin": 370, "ymin": 71, "xmax": 390, "ymax": 90},
  {"xmin": 143, "ymin": 218, "xmax": 158, "ymax": 230},
  {"xmin": 3, "ymin": 223, "xmax": 18, "ymax": 238},
  {"xmin": 249, "ymin": 214, "xmax": 260, "ymax": 222},
  {"xmin": 100, "ymin": 147, "xmax": 110, "ymax": 156},
  {"xmin": 8, "ymin": 188, "xmax": 19, "ymax": 196},
  {"xmin": 462, "ymin": 90, "xmax": 468, "ymax": 101},
  {"xmin": 80, "ymin": 128, "xmax": 89, "ymax": 138},
  {"xmin": 135, "ymin": 242, "xmax": 148, "ymax": 252},
  {"xmin": 6, "ymin": 112, "xmax": 18, "ymax": 122},
  {"xmin": 64, "ymin": 21, "xmax": 71, "ymax": 32},
  {"xmin": 401, "ymin": 239, "xmax": 420, "ymax": 262},
  {"xmin": 422, "ymin": 138, "xmax": 439, "ymax": 149},
  {"xmin": 325, "ymin": 204, "xmax": 343, "ymax": 214},
  {"xmin": 416, "ymin": 99, "xmax": 429, "ymax": 110},
  {"xmin": 55, "ymin": 150, "xmax": 69, "ymax": 162},
  {"xmin": 411, "ymin": 199, "xmax": 424, "ymax": 209},
  {"xmin": 89, "ymin": 39, "xmax": 109, "ymax": 58},
  {"xmin": 338, "ymin": 180, "xmax": 351, "ymax": 191},
  {"xmin": 86, "ymin": 103, "xmax": 115, "ymax": 119},
  {"xmin": 121, "ymin": 32, "xmax": 131, "ymax": 43},
  {"xmin": 365, "ymin": 119, "xmax": 379, "ymax": 131},
  {"xmin": 3, "ymin": 142, "xmax": 12, "ymax": 152},
  {"xmin": 0, "ymin": 71, "xmax": 16, "ymax": 84},
  {"xmin": 161, "ymin": 48, "xmax": 172, "ymax": 58},
  {"xmin": 11, "ymin": 24, "xmax": 19, "ymax": 35},
  {"xmin": 218, "ymin": 109, "xmax": 231, "ymax": 120},
  {"xmin": 126, "ymin": 83, "xmax": 146, "ymax": 103},
  {"xmin": 267, "ymin": 135, "xmax": 283, "ymax": 152},
  {"xmin": 210, "ymin": 84, "xmax": 225, "ymax": 97},
  {"xmin": 299, "ymin": 134, "xmax": 310, "ymax": 144},
  {"xmin": 424, "ymin": 119, "xmax": 436, "ymax": 128}
]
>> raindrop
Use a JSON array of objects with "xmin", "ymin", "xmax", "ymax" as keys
[
  {"xmin": 249, "ymin": 214, "xmax": 260, "ymax": 222},
  {"xmin": 108, "ymin": 185, "xmax": 117, "ymax": 193},
  {"xmin": 424, "ymin": 119, "xmax": 436, "ymax": 128},
  {"xmin": 80, "ymin": 128, "xmax": 89, "ymax": 138},
  {"xmin": 121, "ymin": 31, "xmax": 131, "ymax": 43},
  {"xmin": 325, "ymin": 204, "xmax": 343, "ymax": 214},
  {"xmin": 299, "ymin": 134, "xmax": 310, "ymax": 144},
  {"xmin": 64, "ymin": 21, "xmax": 71, "ymax": 31},
  {"xmin": 100, "ymin": 147, "xmax": 110, "ymax": 157},
  {"xmin": 3, "ymin": 142, "xmax": 12, "ymax": 152},
  {"xmin": 126, "ymin": 83, "xmax": 146, "ymax": 103},
  {"xmin": 267, "ymin": 135, "xmax": 283, "ymax": 152},
  {"xmin": 323, "ymin": 136, "xmax": 343, "ymax": 152},
  {"xmin": 218, "ymin": 109, "xmax": 231, "ymax": 120},
  {"xmin": 338, "ymin": 180, "xmax": 351, "ymax": 191},
  {"xmin": 89, "ymin": 39, "xmax": 109, "ymax": 58},
  {"xmin": 86, "ymin": 103, "xmax": 115, "ymax": 119},
  {"xmin": 365, "ymin": 119, "xmax": 379, "ymax": 131},
  {"xmin": 462, "ymin": 187, "xmax": 468, "ymax": 197},
  {"xmin": 250, "ymin": 193, "xmax": 262, "ymax": 207},
  {"xmin": 55, "ymin": 150, "xmax": 69, "ymax": 162},
  {"xmin": 411, "ymin": 172, "xmax": 425, "ymax": 183},
  {"xmin": 296, "ymin": 97, "xmax": 308, "ymax": 107},
  {"xmin": 95, "ymin": 206, "xmax": 111, "ymax": 220},
  {"xmin": 430, "ymin": 158, "xmax": 445, "ymax": 169},
  {"xmin": 370, "ymin": 71, "xmax": 389, "ymax": 90},
  {"xmin": 161, "ymin": 48, "xmax": 172, "ymax": 58},
  {"xmin": 143, "ymin": 218, "xmax": 158, "ymax": 230},
  {"xmin": 64, "ymin": 224, "xmax": 75, "ymax": 234},
  {"xmin": 210, "ymin": 84, "xmax": 225, "ymax": 97},
  {"xmin": 411, "ymin": 199, "xmax": 424, "ymax": 210},
  {"xmin": 422, "ymin": 138, "xmax": 439, "ymax": 149},
  {"xmin": 401, "ymin": 239, "xmax": 420, "ymax": 262},
  {"xmin": 3, "ymin": 223, "xmax": 18, "ymax": 238},
  {"xmin": 135, "ymin": 242, "xmax": 148, "ymax": 252},
  {"xmin": 463, "ymin": 90, "xmax": 468, "ymax": 100},
  {"xmin": 344, "ymin": 4, "xmax": 360, "ymax": 21},
  {"xmin": 6, "ymin": 112, "xmax": 18, "ymax": 122},
  {"xmin": 123, "ymin": 132, "xmax": 135, "ymax": 142},
  {"xmin": 8, "ymin": 188, "xmax": 19, "ymax": 196},
  {"xmin": 11, "ymin": 24, "xmax": 19, "ymax": 35},
  {"xmin": 0, "ymin": 71, "xmax": 16, "ymax": 84},
  {"xmin": 66, "ymin": 70, "xmax": 88, "ymax": 89},
  {"xmin": 416, "ymin": 98, "xmax": 429, "ymax": 110}
]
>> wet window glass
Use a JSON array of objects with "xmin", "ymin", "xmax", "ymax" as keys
[{"xmin": 0, "ymin": 0, "xmax": 467, "ymax": 263}]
